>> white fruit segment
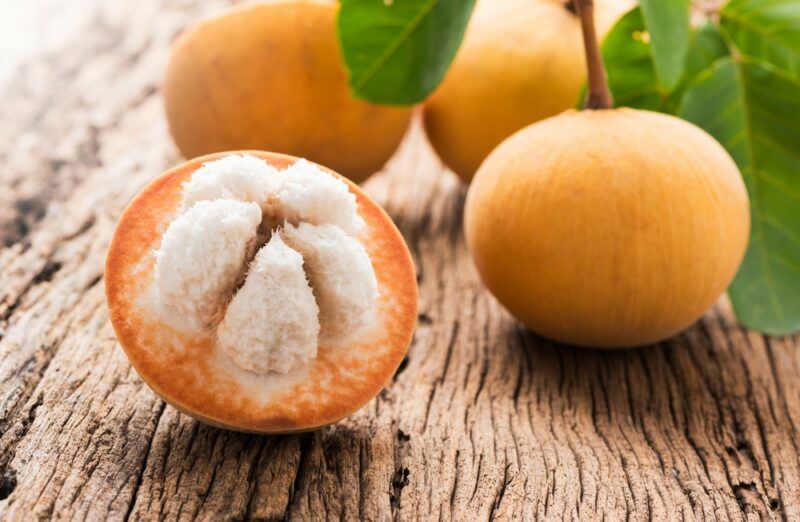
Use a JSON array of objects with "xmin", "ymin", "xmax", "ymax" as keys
[
  {"xmin": 154, "ymin": 199, "xmax": 262, "ymax": 330},
  {"xmin": 282, "ymin": 223, "xmax": 378, "ymax": 341},
  {"xmin": 276, "ymin": 159, "xmax": 365, "ymax": 235},
  {"xmin": 181, "ymin": 154, "xmax": 280, "ymax": 212},
  {"xmin": 217, "ymin": 235, "xmax": 320, "ymax": 374}
]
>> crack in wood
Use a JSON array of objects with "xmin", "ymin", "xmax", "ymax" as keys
[
  {"xmin": 0, "ymin": 469, "xmax": 17, "ymax": 501},
  {"xmin": 123, "ymin": 401, "xmax": 166, "ymax": 522}
]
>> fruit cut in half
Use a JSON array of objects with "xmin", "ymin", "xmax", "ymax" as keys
[
  {"xmin": 465, "ymin": 109, "xmax": 750, "ymax": 347},
  {"xmin": 163, "ymin": 0, "xmax": 411, "ymax": 183},
  {"xmin": 105, "ymin": 151, "xmax": 417, "ymax": 433}
]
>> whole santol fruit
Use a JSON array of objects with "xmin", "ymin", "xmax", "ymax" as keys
[
  {"xmin": 164, "ymin": 1, "xmax": 411, "ymax": 183},
  {"xmin": 423, "ymin": 0, "xmax": 631, "ymax": 182},
  {"xmin": 105, "ymin": 152, "xmax": 417, "ymax": 433},
  {"xmin": 464, "ymin": 0, "xmax": 750, "ymax": 347}
]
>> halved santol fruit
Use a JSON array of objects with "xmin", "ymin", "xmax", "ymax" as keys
[{"xmin": 105, "ymin": 151, "xmax": 417, "ymax": 433}]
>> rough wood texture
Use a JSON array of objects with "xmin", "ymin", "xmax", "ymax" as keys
[{"xmin": 1, "ymin": 1, "xmax": 799, "ymax": 520}]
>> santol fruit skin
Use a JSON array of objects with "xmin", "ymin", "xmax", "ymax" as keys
[
  {"xmin": 464, "ymin": 109, "xmax": 750, "ymax": 347},
  {"xmin": 164, "ymin": 0, "xmax": 411, "ymax": 183},
  {"xmin": 423, "ymin": 0, "xmax": 632, "ymax": 182}
]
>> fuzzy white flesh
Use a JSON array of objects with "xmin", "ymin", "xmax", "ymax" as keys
[
  {"xmin": 282, "ymin": 223, "xmax": 378, "ymax": 342},
  {"xmin": 154, "ymin": 199, "xmax": 262, "ymax": 331},
  {"xmin": 180, "ymin": 155, "xmax": 364, "ymax": 234},
  {"xmin": 153, "ymin": 154, "xmax": 378, "ymax": 375},
  {"xmin": 217, "ymin": 235, "xmax": 320, "ymax": 375},
  {"xmin": 180, "ymin": 154, "xmax": 280, "ymax": 212},
  {"xmin": 276, "ymin": 159, "xmax": 365, "ymax": 235}
]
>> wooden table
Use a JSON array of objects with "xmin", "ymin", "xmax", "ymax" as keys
[{"xmin": 1, "ymin": 1, "xmax": 798, "ymax": 519}]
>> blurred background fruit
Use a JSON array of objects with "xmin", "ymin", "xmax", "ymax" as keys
[
  {"xmin": 423, "ymin": 0, "xmax": 632, "ymax": 182},
  {"xmin": 164, "ymin": 0, "xmax": 411, "ymax": 183}
]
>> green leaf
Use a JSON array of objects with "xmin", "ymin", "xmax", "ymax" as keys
[
  {"xmin": 683, "ymin": 23, "xmax": 731, "ymax": 85},
  {"xmin": 337, "ymin": 0, "xmax": 476, "ymax": 105},
  {"xmin": 721, "ymin": 0, "xmax": 800, "ymax": 80},
  {"xmin": 599, "ymin": 8, "xmax": 727, "ymax": 112},
  {"xmin": 668, "ymin": 23, "xmax": 730, "ymax": 112},
  {"xmin": 679, "ymin": 58, "xmax": 800, "ymax": 335},
  {"xmin": 639, "ymin": 0, "xmax": 692, "ymax": 91},
  {"xmin": 601, "ymin": 7, "xmax": 667, "ymax": 111}
]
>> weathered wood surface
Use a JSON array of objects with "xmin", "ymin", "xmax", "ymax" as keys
[{"xmin": 1, "ymin": 0, "xmax": 799, "ymax": 520}]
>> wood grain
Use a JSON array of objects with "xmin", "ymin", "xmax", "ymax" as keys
[{"xmin": 1, "ymin": 0, "xmax": 798, "ymax": 520}]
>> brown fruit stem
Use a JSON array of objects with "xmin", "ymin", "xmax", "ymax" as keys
[{"xmin": 573, "ymin": 0, "xmax": 613, "ymax": 110}]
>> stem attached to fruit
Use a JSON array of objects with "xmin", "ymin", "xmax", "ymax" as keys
[{"xmin": 573, "ymin": 0, "xmax": 613, "ymax": 110}]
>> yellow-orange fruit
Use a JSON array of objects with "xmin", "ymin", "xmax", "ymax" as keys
[
  {"xmin": 106, "ymin": 151, "xmax": 418, "ymax": 433},
  {"xmin": 164, "ymin": 1, "xmax": 411, "ymax": 183},
  {"xmin": 464, "ymin": 109, "xmax": 750, "ymax": 347},
  {"xmin": 423, "ymin": 0, "xmax": 631, "ymax": 182}
]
